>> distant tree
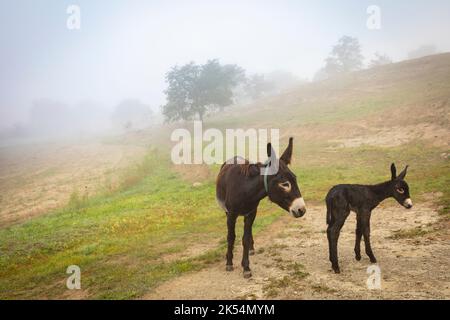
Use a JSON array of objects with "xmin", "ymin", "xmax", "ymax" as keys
[
  {"xmin": 198, "ymin": 60, "xmax": 245, "ymax": 113},
  {"xmin": 162, "ymin": 62, "xmax": 201, "ymax": 122},
  {"xmin": 162, "ymin": 60, "xmax": 244, "ymax": 122},
  {"xmin": 112, "ymin": 99, "xmax": 152, "ymax": 130},
  {"xmin": 244, "ymin": 74, "xmax": 274, "ymax": 100},
  {"xmin": 369, "ymin": 52, "xmax": 393, "ymax": 68},
  {"xmin": 324, "ymin": 36, "xmax": 364, "ymax": 76},
  {"xmin": 408, "ymin": 45, "xmax": 437, "ymax": 60}
]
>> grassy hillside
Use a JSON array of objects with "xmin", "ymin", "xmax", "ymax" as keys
[
  {"xmin": 0, "ymin": 153, "xmax": 279, "ymax": 299},
  {"xmin": 0, "ymin": 54, "xmax": 448, "ymax": 299}
]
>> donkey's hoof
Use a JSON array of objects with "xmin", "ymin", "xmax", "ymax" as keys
[
  {"xmin": 243, "ymin": 270, "xmax": 252, "ymax": 278},
  {"xmin": 332, "ymin": 266, "xmax": 341, "ymax": 274},
  {"xmin": 355, "ymin": 254, "xmax": 361, "ymax": 261},
  {"xmin": 249, "ymin": 249, "xmax": 255, "ymax": 256},
  {"xmin": 226, "ymin": 265, "xmax": 234, "ymax": 272},
  {"xmin": 369, "ymin": 257, "xmax": 377, "ymax": 263}
]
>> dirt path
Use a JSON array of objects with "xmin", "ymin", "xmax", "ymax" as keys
[{"xmin": 144, "ymin": 202, "xmax": 449, "ymax": 300}]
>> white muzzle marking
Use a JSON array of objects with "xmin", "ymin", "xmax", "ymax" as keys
[
  {"xmin": 404, "ymin": 198, "xmax": 413, "ymax": 207},
  {"xmin": 289, "ymin": 197, "xmax": 306, "ymax": 216}
]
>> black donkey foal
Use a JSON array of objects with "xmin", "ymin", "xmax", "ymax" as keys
[
  {"xmin": 216, "ymin": 138, "xmax": 306, "ymax": 278},
  {"xmin": 326, "ymin": 163, "xmax": 413, "ymax": 273}
]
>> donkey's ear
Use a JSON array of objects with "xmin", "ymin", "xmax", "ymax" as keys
[
  {"xmin": 267, "ymin": 143, "xmax": 277, "ymax": 159},
  {"xmin": 390, "ymin": 163, "xmax": 397, "ymax": 180},
  {"xmin": 280, "ymin": 137, "xmax": 293, "ymax": 165},
  {"xmin": 397, "ymin": 165, "xmax": 408, "ymax": 180}
]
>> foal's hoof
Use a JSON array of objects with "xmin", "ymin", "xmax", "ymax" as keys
[
  {"xmin": 249, "ymin": 249, "xmax": 255, "ymax": 256},
  {"xmin": 355, "ymin": 254, "xmax": 361, "ymax": 261},
  {"xmin": 369, "ymin": 257, "xmax": 377, "ymax": 263},
  {"xmin": 226, "ymin": 265, "xmax": 234, "ymax": 272},
  {"xmin": 243, "ymin": 270, "xmax": 252, "ymax": 278}
]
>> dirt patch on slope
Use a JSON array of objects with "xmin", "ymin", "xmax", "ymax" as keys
[
  {"xmin": 330, "ymin": 123, "xmax": 450, "ymax": 148},
  {"xmin": 0, "ymin": 142, "xmax": 146, "ymax": 227}
]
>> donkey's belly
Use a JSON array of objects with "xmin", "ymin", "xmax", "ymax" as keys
[{"xmin": 216, "ymin": 196, "xmax": 228, "ymax": 213}]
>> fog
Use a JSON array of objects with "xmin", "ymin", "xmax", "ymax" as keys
[{"xmin": 1, "ymin": 0, "xmax": 450, "ymax": 139}]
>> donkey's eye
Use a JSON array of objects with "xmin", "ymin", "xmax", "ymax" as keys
[
  {"xmin": 396, "ymin": 188, "xmax": 405, "ymax": 194},
  {"xmin": 279, "ymin": 181, "xmax": 291, "ymax": 192}
]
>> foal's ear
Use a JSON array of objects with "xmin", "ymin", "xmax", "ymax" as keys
[
  {"xmin": 397, "ymin": 165, "xmax": 409, "ymax": 180},
  {"xmin": 390, "ymin": 163, "xmax": 397, "ymax": 180},
  {"xmin": 280, "ymin": 137, "xmax": 293, "ymax": 165}
]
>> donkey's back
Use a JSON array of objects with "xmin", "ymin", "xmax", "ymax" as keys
[{"xmin": 216, "ymin": 156, "xmax": 251, "ymax": 213}]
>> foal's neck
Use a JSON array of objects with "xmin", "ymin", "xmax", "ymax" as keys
[{"xmin": 368, "ymin": 180, "xmax": 393, "ymax": 206}]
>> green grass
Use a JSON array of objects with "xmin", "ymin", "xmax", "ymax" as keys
[
  {"xmin": 388, "ymin": 226, "xmax": 434, "ymax": 240},
  {"xmin": 0, "ymin": 152, "xmax": 281, "ymax": 299}
]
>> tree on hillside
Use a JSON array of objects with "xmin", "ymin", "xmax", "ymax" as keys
[
  {"xmin": 369, "ymin": 52, "xmax": 393, "ymax": 68},
  {"xmin": 162, "ymin": 60, "xmax": 244, "ymax": 122},
  {"xmin": 198, "ymin": 60, "xmax": 245, "ymax": 112},
  {"xmin": 313, "ymin": 36, "xmax": 364, "ymax": 82},
  {"xmin": 162, "ymin": 62, "xmax": 201, "ymax": 122},
  {"xmin": 324, "ymin": 36, "xmax": 364, "ymax": 76}
]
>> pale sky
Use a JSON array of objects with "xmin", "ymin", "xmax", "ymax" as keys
[{"xmin": 1, "ymin": 0, "xmax": 450, "ymax": 128}]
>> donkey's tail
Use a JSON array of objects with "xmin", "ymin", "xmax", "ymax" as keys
[{"xmin": 326, "ymin": 196, "xmax": 333, "ymax": 225}]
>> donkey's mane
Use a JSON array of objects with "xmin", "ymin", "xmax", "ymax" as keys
[
  {"xmin": 218, "ymin": 157, "xmax": 266, "ymax": 178},
  {"xmin": 239, "ymin": 161, "xmax": 264, "ymax": 177},
  {"xmin": 221, "ymin": 157, "xmax": 293, "ymax": 177}
]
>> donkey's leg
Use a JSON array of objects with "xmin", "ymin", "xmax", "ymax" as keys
[
  {"xmin": 328, "ymin": 209, "xmax": 350, "ymax": 274},
  {"xmin": 362, "ymin": 212, "xmax": 377, "ymax": 263},
  {"xmin": 226, "ymin": 213, "xmax": 237, "ymax": 271},
  {"xmin": 354, "ymin": 214, "xmax": 363, "ymax": 261},
  {"xmin": 241, "ymin": 210, "xmax": 256, "ymax": 278}
]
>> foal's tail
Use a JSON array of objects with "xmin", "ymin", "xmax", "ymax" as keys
[{"xmin": 326, "ymin": 196, "xmax": 333, "ymax": 225}]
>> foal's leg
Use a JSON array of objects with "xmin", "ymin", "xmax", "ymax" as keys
[
  {"xmin": 241, "ymin": 210, "xmax": 256, "ymax": 278},
  {"xmin": 226, "ymin": 213, "xmax": 237, "ymax": 271},
  {"xmin": 362, "ymin": 212, "xmax": 377, "ymax": 263},
  {"xmin": 354, "ymin": 214, "xmax": 363, "ymax": 261},
  {"xmin": 328, "ymin": 209, "xmax": 350, "ymax": 274},
  {"xmin": 249, "ymin": 213, "xmax": 256, "ymax": 256}
]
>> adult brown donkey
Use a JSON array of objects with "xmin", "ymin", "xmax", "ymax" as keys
[{"xmin": 216, "ymin": 138, "xmax": 306, "ymax": 278}]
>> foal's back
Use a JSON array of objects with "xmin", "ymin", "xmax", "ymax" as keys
[{"xmin": 326, "ymin": 184, "xmax": 373, "ymax": 215}]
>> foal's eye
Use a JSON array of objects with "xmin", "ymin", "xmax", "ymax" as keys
[
  {"xmin": 396, "ymin": 188, "xmax": 405, "ymax": 194},
  {"xmin": 279, "ymin": 181, "xmax": 291, "ymax": 192}
]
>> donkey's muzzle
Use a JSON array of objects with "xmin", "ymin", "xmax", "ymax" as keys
[
  {"xmin": 289, "ymin": 197, "xmax": 306, "ymax": 218},
  {"xmin": 291, "ymin": 208, "xmax": 306, "ymax": 218}
]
